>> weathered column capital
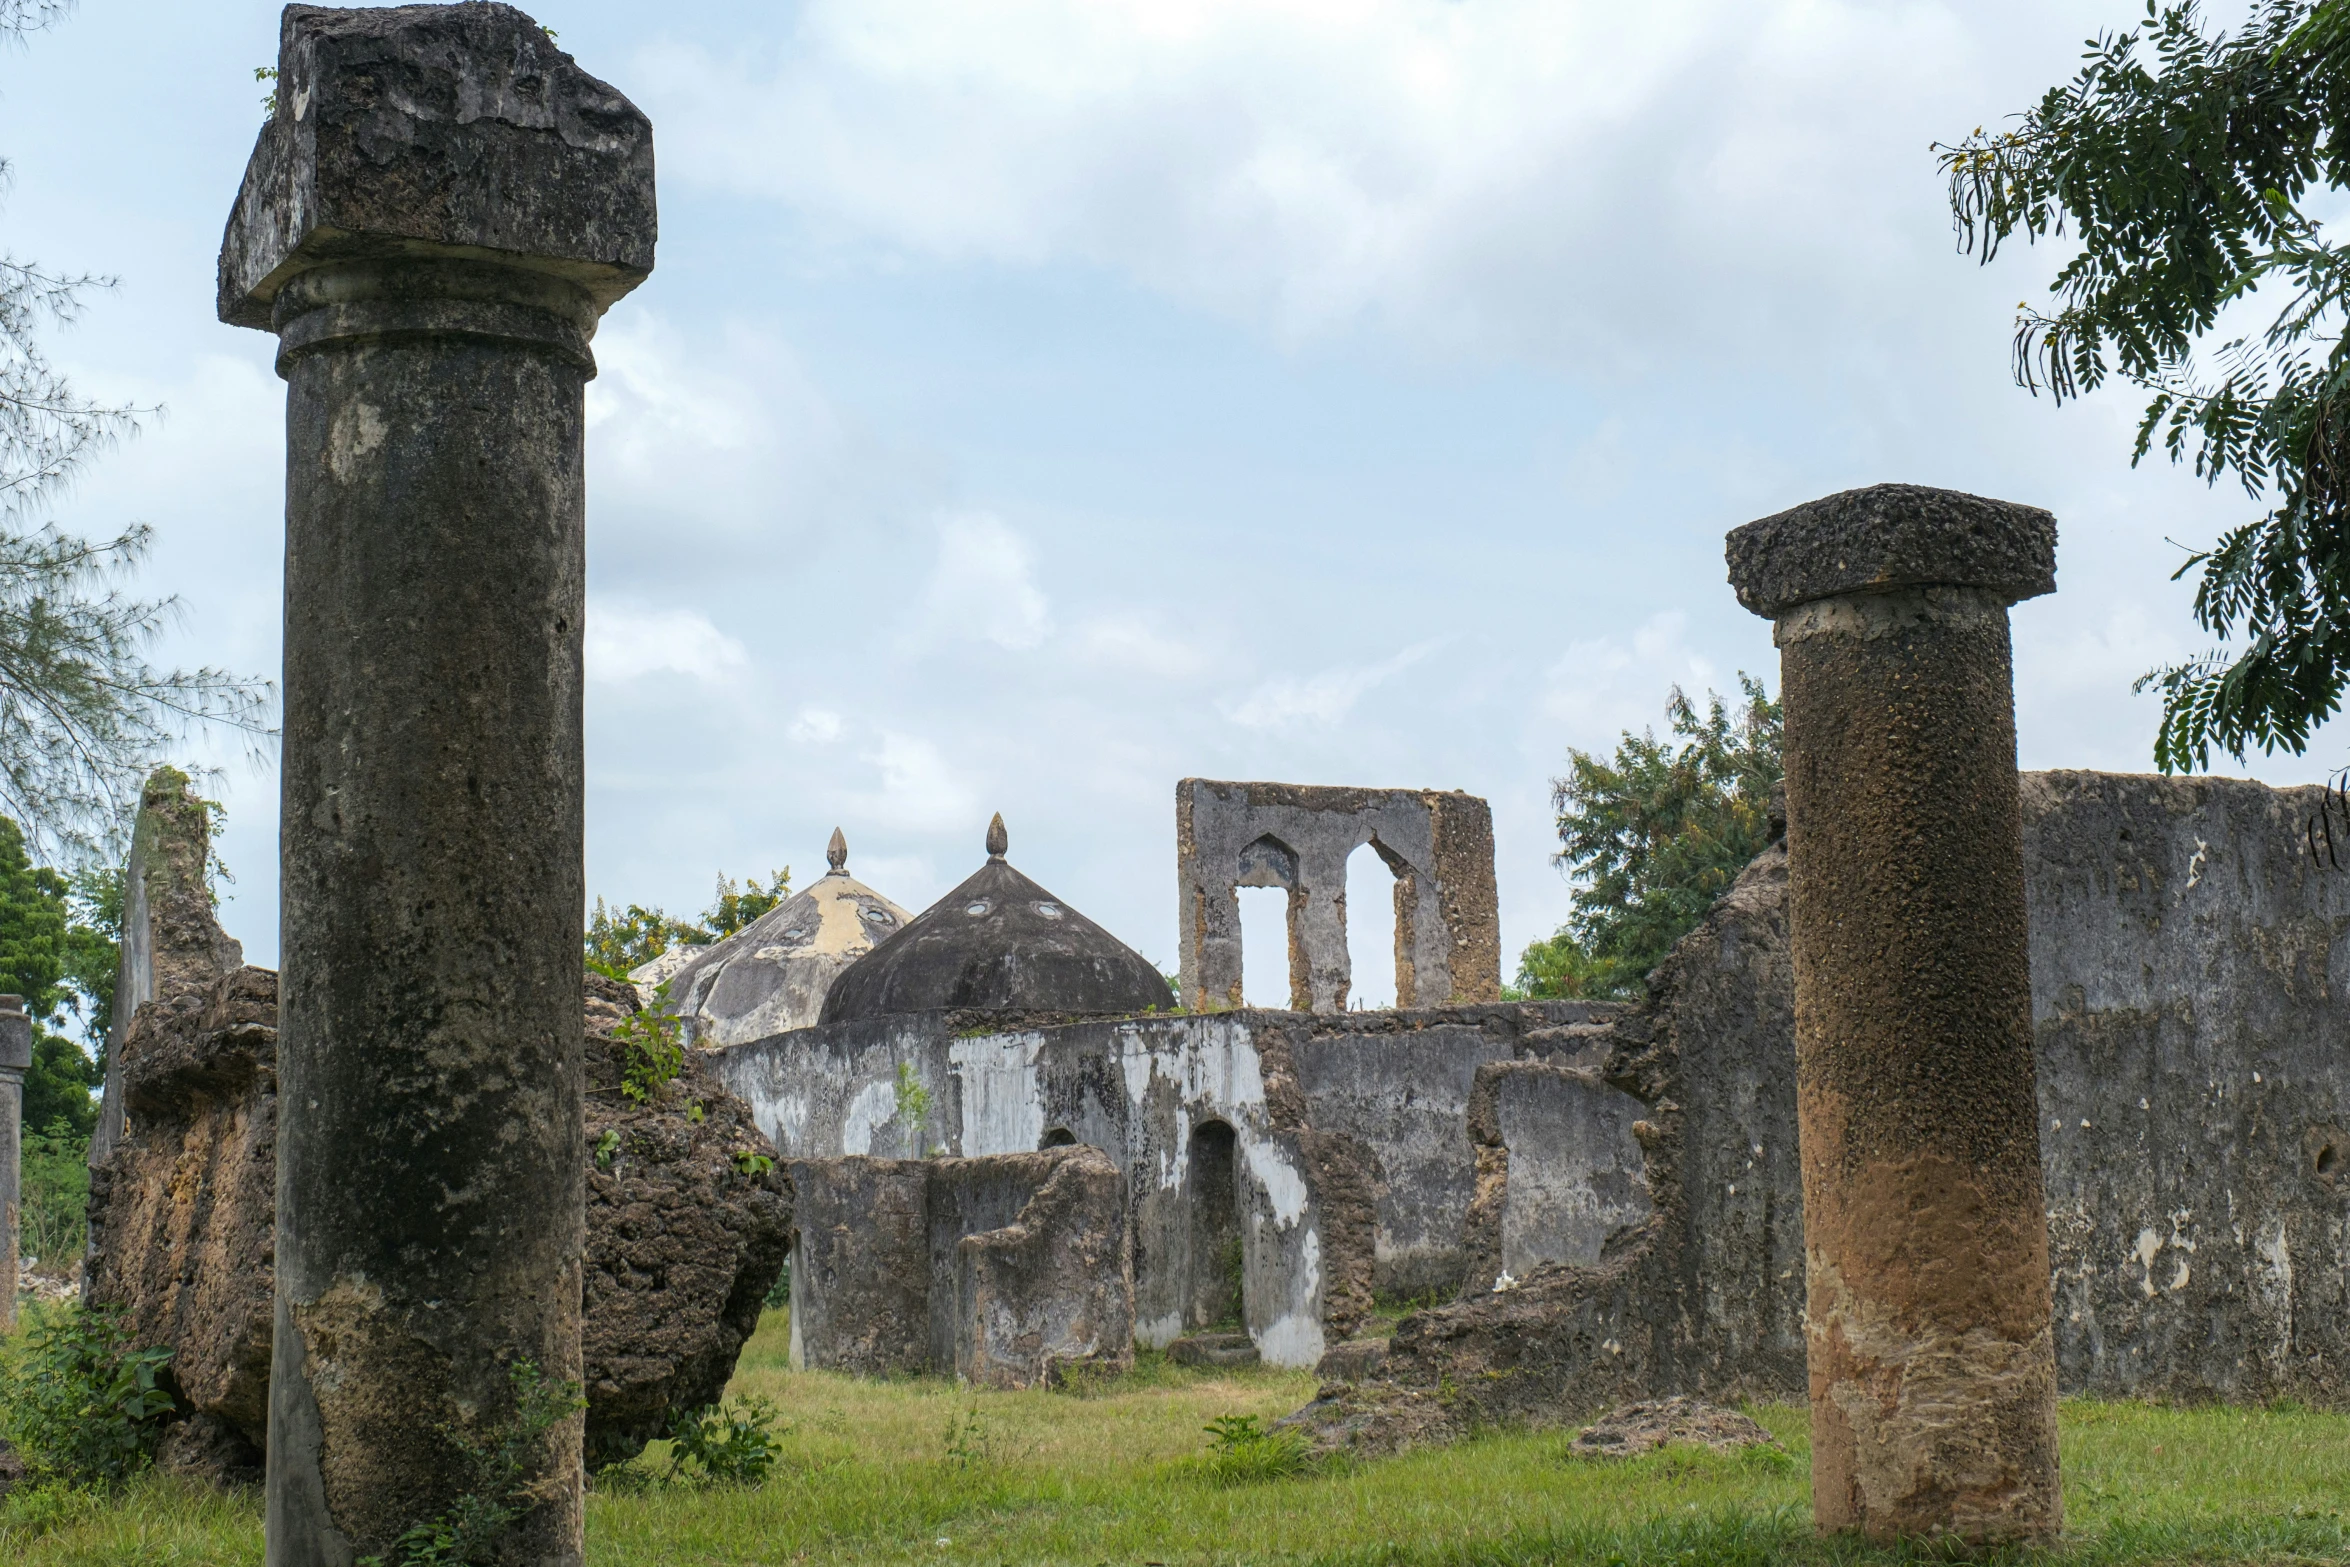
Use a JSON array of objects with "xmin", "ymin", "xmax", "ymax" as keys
[
  {"xmin": 218, "ymin": 2, "xmax": 655, "ymax": 353},
  {"xmin": 1725, "ymin": 482, "xmax": 2056, "ymax": 622}
]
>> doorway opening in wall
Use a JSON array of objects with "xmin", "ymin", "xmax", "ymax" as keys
[
  {"xmin": 1187, "ymin": 1119, "xmax": 1243, "ymax": 1331},
  {"xmin": 1236, "ymin": 885, "xmax": 1292, "ymax": 1009},
  {"xmin": 1345, "ymin": 841, "xmax": 1400, "ymax": 1011},
  {"xmin": 1039, "ymin": 1127, "xmax": 1076, "ymax": 1149}
]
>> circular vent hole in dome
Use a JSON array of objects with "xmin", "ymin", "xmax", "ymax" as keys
[
  {"xmin": 1034, "ymin": 902, "xmax": 1064, "ymax": 920},
  {"xmin": 965, "ymin": 900, "xmax": 992, "ymax": 917}
]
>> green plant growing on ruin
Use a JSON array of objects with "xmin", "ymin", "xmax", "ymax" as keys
[
  {"xmin": 1199, "ymin": 1413, "xmax": 1312, "ymax": 1484},
  {"xmin": 613, "ymin": 1006, "xmax": 684, "ymax": 1105},
  {"xmin": 0, "ymin": 1304, "xmax": 174, "ymax": 1488},
  {"xmin": 357, "ymin": 1359, "xmax": 584, "ymax": 1567},
  {"xmin": 663, "ymin": 1395, "xmax": 783, "ymax": 1487},
  {"xmin": 894, "ymin": 1061, "xmax": 931, "ymax": 1156},
  {"xmin": 731, "ymin": 1148, "xmax": 774, "ymax": 1178},
  {"xmin": 1523, "ymin": 677, "xmax": 1781, "ymax": 1000},
  {"xmin": 592, "ymin": 1129, "xmax": 621, "ymax": 1169}
]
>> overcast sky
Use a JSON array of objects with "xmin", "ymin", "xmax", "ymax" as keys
[{"xmin": 4, "ymin": 0, "xmax": 2324, "ymax": 1002}]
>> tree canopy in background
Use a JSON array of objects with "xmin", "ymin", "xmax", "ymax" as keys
[
  {"xmin": 1517, "ymin": 679, "xmax": 1782, "ymax": 1000},
  {"xmin": 0, "ymin": 812, "xmax": 109, "ymax": 1137},
  {"xmin": 585, "ymin": 869, "xmax": 794, "ymax": 980},
  {"xmin": 1939, "ymin": 0, "xmax": 2350, "ymax": 771},
  {"xmin": 1, "ymin": 0, "xmax": 271, "ymax": 860}
]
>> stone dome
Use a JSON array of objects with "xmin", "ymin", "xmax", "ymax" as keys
[
  {"xmin": 819, "ymin": 815, "xmax": 1172, "ymax": 1025},
  {"xmin": 652, "ymin": 830, "xmax": 913, "ymax": 1046}
]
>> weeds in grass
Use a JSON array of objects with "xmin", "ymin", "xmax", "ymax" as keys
[
  {"xmin": 0, "ymin": 1304, "xmax": 175, "ymax": 1487},
  {"xmin": 941, "ymin": 1398, "xmax": 994, "ymax": 1469},
  {"xmin": 1198, "ymin": 1413, "xmax": 1312, "ymax": 1484},
  {"xmin": 357, "ymin": 1359, "xmax": 584, "ymax": 1567},
  {"xmin": 664, "ymin": 1395, "xmax": 784, "ymax": 1487},
  {"xmin": 0, "ymin": 1479, "xmax": 101, "ymax": 1544}
]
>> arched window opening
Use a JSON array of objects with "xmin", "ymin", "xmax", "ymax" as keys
[
  {"xmin": 1039, "ymin": 1126, "xmax": 1077, "ymax": 1149},
  {"xmin": 1345, "ymin": 841, "xmax": 1400, "ymax": 1010},
  {"xmin": 1186, "ymin": 1120, "xmax": 1243, "ymax": 1331},
  {"xmin": 1236, "ymin": 887, "xmax": 1292, "ymax": 1009}
]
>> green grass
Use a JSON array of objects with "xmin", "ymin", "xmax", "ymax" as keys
[{"xmin": 9, "ymin": 1308, "xmax": 2350, "ymax": 1564}]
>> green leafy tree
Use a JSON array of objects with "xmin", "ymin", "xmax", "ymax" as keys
[
  {"xmin": 584, "ymin": 868, "xmax": 794, "ymax": 979},
  {"xmin": 1938, "ymin": 0, "xmax": 2350, "ymax": 770},
  {"xmin": 1, "ymin": 1, "xmax": 272, "ymax": 859},
  {"xmin": 1520, "ymin": 677, "xmax": 1783, "ymax": 1000},
  {"xmin": 0, "ymin": 814, "xmax": 104, "ymax": 1134},
  {"xmin": 699, "ymin": 869, "xmax": 790, "ymax": 940}
]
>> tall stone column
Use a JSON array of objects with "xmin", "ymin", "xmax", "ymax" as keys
[
  {"xmin": 0, "ymin": 995, "xmax": 26, "ymax": 1334},
  {"xmin": 1725, "ymin": 484, "xmax": 2062, "ymax": 1543},
  {"xmin": 218, "ymin": 7, "xmax": 653, "ymax": 1564}
]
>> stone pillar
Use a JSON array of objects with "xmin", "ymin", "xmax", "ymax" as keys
[
  {"xmin": 0, "ymin": 995, "xmax": 26, "ymax": 1333},
  {"xmin": 1725, "ymin": 484, "xmax": 2062, "ymax": 1543},
  {"xmin": 218, "ymin": 8, "xmax": 653, "ymax": 1564}
]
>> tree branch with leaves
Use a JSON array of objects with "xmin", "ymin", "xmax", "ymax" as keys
[{"xmin": 1939, "ymin": 0, "xmax": 2350, "ymax": 771}]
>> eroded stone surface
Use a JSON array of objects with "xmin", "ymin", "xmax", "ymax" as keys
[
  {"xmin": 581, "ymin": 974, "xmax": 790, "ymax": 1467},
  {"xmin": 1567, "ymin": 1397, "xmax": 1780, "ymax": 1458},
  {"xmin": 87, "ymin": 971, "xmax": 785, "ymax": 1479},
  {"xmin": 787, "ymin": 1147, "xmax": 1133, "ymax": 1387},
  {"xmin": 1725, "ymin": 483, "xmax": 2056, "ymax": 619}
]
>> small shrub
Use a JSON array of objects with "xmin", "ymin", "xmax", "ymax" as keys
[
  {"xmin": 358, "ymin": 1359, "xmax": 584, "ymax": 1567},
  {"xmin": 731, "ymin": 1148, "xmax": 774, "ymax": 1178},
  {"xmin": 893, "ymin": 1062, "xmax": 930, "ymax": 1156},
  {"xmin": 593, "ymin": 1129, "xmax": 621, "ymax": 1168},
  {"xmin": 0, "ymin": 1304, "xmax": 175, "ymax": 1487},
  {"xmin": 665, "ymin": 1395, "xmax": 784, "ymax": 1487},
  {"xmin": 941, "ymin": 1400, "xmax": 993, "ymax": 1469},
  {"xmin": 613, "ymin": 1004, "xmax": 684, "ymax": 1104},
  {"xmin": 1199, "ymin": 1413, "xmax": 1311, "ymax": 1484}
]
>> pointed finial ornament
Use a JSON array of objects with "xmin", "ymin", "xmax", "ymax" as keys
[
  {"xmin": 827, "ymin": 827, "xmax": 848, "ymax": 874},
  {"xmin": 986, "ymin": 812, "xmax": 1008, "ymax": 860}
]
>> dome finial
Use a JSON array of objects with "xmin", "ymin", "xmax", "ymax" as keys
[
  {"xmin": 827, "ymin": 826, "xmax": 848, "ymax": 874},
  {"xmin": 985, "ymin": 812, "xmax": 1008, "ymax": 860}
]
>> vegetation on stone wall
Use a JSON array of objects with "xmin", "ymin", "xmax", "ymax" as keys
[
  {"xmin": 1517, "ymin": 678, "xmax": 1782, "ymax": 1000},
  {"xmin": 1939, "ymin": 0, "xmax": 2350, "ymax": 772},
  {"xmin": 585, "ymin": 869, "xmax": 792, "ymax": 980}
]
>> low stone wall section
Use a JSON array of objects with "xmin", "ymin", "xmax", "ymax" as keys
[{"xmin": 787, "ymin": 1147, "xmax": 1133, "ymax": 1387}]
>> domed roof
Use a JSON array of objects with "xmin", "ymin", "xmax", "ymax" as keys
[
  {"xmin": 654, "ymin": 830, "xmax": 913, "ymax": 1046},
  {"xmin": 819, "ymin": 814, "xmax": 1172, "ymax": 1025}
]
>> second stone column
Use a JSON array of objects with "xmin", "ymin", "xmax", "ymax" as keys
[{"xmin": 1726, "ymin": 483, "xmax": 2063, "ymax": 1543}]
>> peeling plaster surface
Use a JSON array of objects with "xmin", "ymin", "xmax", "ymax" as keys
[{"xmin": 712, "ymin": 1001, "xmax": 1598, "ymax": 1369}]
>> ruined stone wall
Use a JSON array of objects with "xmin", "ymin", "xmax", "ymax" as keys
[
  {"xmin": 785, "ymin": 1147, "xmax": 1133, "ymax": 1387},
  {"xmin": 2025, "ymin": 771, "xmax": 2350, "ymax": 1405},
  {"xmin": 1324, "ymin": 770, "xmax": 2350, "ymax": 1452},
  {"xmin": 713, "ymin": 999, "xmax": 1608, "ymax": 1366}
]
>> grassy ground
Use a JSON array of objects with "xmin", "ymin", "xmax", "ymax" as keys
[{"xmin": 8, "ymin": 1307, "xmax": 2350, "ymax": 1565}]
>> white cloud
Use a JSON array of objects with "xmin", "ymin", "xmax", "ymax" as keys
[
  {"xmin": 585, "ymin": 600, "xmax": 750, "ymax": 684},
  {"xmin": 1071, "ymin": 615, "xmax": 1212, "ymax": 679},
  {"xmin": 920, "ymin": 511, "xmax": 1051, "ymax": 649},
  {"xmin": 640, "ymin": 0, "xmax": 2007, "ymax": 361},
  {"xmin": 1226, "ymin": 640, "xmax": 1441, "ymax": 730},
  {"xmin": 1536, "ymin": 612, "xmax": 1722, "ymax": 734},
  {"xmin": 865, "ymin": 731, "xmax": 980, "ymax": 832},
  {"xmin": 790, "ymin": 707, "xmax": 846, "ymax": 745}
]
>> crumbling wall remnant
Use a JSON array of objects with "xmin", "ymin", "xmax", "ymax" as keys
[
  {"xmin": 786, "ymin": 1147, "xmax": 1134, "ymax": 1388},
  {"xmin": 1176, "ymin": 780, "xmax": 1500, "ymax": 1014}
]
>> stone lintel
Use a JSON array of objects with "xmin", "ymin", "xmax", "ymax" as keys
[
  {"xmin": 218, "ymin": 2, "xmax": 656, "ymax": 331},
  {"xmin": 1725, "ymin": 483, "xmax": 2056, "ymax": 620}
]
